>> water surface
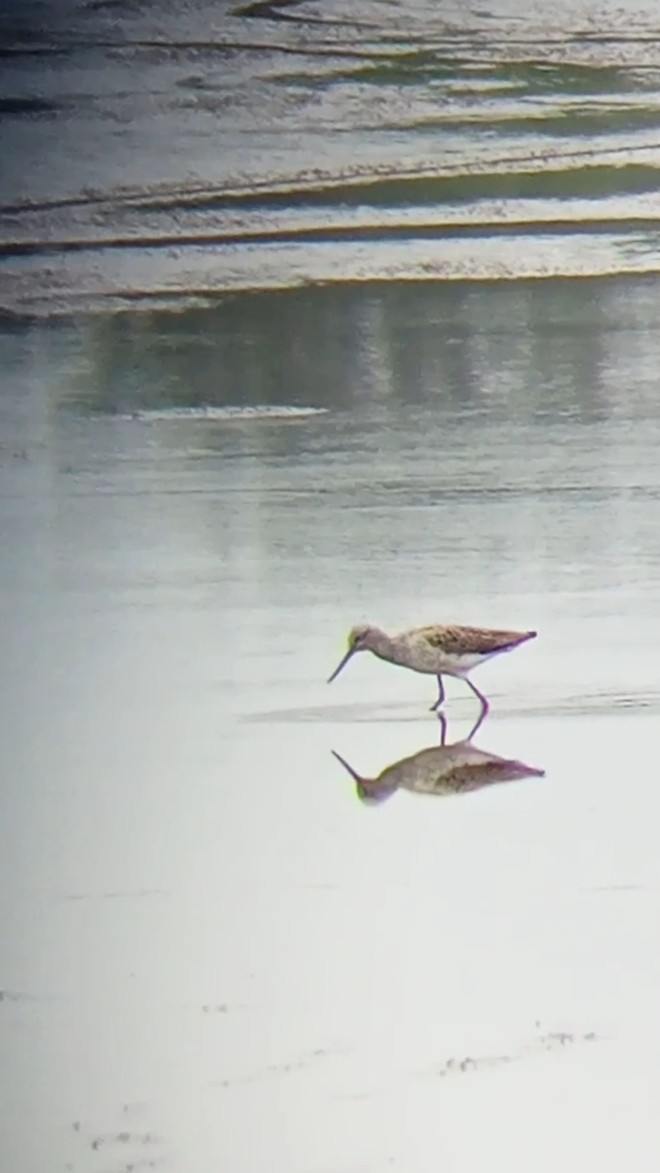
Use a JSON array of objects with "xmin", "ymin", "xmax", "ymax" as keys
[
  {"xmin": 3, "ymin": 277, "xmax": 660, "ymax": 1170},
  {"xmin": 3, "ymin": 3, "xmax": 660, "ymax": 1171}
]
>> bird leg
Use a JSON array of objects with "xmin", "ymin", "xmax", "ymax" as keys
[
  {"xmin": 465, "ymin": 707, "xmax": 486, "ymax": 743},
  {"xmin": 464, "ymin": 675, "xmax": 490, "ymax": 720},
  {"xmin": 437, "ymin": 712, "xmax": 448, "ymax": 746},
  {"xmin": 429, "ymin": 674, "xmax": 445, "ymax": 712}
]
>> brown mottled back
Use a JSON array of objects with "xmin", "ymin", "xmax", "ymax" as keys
[
  {"xmin": 417, "ymin": 624, "xmax": 536, "ymax": 656},
  {"xmin": 439, "ymin": 761, "xmax": 535, "ymax": 794}
]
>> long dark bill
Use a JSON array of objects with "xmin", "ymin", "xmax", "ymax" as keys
[
  {"xmin": 327, "ymin": 647, "xmax": 356, "ymax": 683},
  {"xmin": 330, "ymin": 749, "xmax": 363, "ymax": 782}
]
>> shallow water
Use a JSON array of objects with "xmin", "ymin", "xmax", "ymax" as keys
[
  {"xmin": 3, "ymin": 277, "xmax": 660, "ymax": 1171},
  {"xmin": 4, "ymin": 1, "xmax": 660, "ymax": 1170}
]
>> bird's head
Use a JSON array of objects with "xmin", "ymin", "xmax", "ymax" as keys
[
  {"xmin": 330, "ymin": 750, "xmax": 396, "ymax": 805},
  {"xmin": 327, "ymin": 624, "xmax": 377, "ymax": 683}
]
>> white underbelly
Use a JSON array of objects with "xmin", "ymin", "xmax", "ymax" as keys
[
  {"xmin": 439, "ymin": 651, "xmax": 495, "ymax": 676},
  {"xmin": 394, "ymin": 647, "xmax": 498, "ymax": 676}
]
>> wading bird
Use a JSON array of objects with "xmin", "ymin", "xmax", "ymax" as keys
[{"xmin": 327, "ymin": 623, "xmax": 536, "ymax": 717}]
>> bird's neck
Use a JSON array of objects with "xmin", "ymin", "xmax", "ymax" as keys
[{"xmin": 367, "ymin": 628, "xmax": 397, "ymax": 661}]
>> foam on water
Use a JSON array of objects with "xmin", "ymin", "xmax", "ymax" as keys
[{"xmin": 116, "ymin": 405, "xmax": 328, "ymax": 422}]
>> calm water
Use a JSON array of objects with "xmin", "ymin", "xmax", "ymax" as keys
[{"xmin": 3, "ymin": 3, "xmax": 660, "ymax": 1172}]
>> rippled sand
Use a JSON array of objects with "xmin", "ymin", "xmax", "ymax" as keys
[{"xmin": 4, "ymin": 0, "xmax": 660, "ymax": 311}]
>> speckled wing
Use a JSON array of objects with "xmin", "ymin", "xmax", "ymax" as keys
[
  {"xmin": 439, "ymin": 759, "xmax": 543, "ymax": 794},
  {"xmin": 416, "ymin": 625, "xmax": 536, "ymax": 656},
  {"xmin": 408, "ymin": 757, "xmax": 543, "ymax": 796}
]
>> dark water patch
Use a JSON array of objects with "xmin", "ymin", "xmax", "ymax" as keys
[
  {"xmin": 84, "ymin": 0, "xmax": 146, "ymax": 12},
  {"xmin": 0, "ymin": 96, "xmax": 58, "ymax": 116},
  {"xmin": 0, "ymin": 42, "xmax": 73, "ymax": 58},
  {"xmin": 0, "ymin": 34, "xmax": 394, "ymax": 60},
  {"xmin": 232, "ymin": 0, "xmax": 383, "ymax": 31},
  {"xmin": 233, "ymin": 0, "xmax": 309, "ymax": 18}
]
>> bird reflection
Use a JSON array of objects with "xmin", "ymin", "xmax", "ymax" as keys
[{"xmin": 331, "ymin": 718, "xmax": 544, "ymax": 805}]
